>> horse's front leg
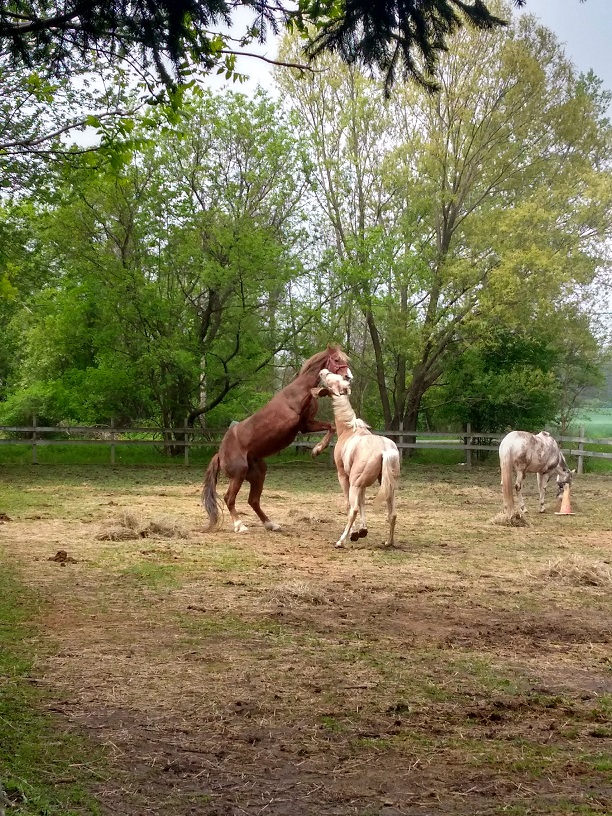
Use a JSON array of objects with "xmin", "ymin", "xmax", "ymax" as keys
[
  {"xmin": 311, "ymin": 424, "xmax": 335, "ymax": 457},
  {"xmin": 537, "ymin": 472, "xmax": 551, "ymax": 513},
  {"xmin": 304, "ymin": 420, "xmax": 335, "ymax": 458}
]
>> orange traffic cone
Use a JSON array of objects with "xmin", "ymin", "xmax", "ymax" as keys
[{"xmin": 555, "ymin": 483, "xmax": 574, "ymax": 515}]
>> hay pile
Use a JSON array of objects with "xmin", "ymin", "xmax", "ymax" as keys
[
  {"xmin": 96, "ymin": 511, "xmax": 190, "ymax": 541},
  {"xmin": 267, "ymin": 579, "xmax": 328, "ymax": 607},
  {"xmin": 490, "ymin": 510, "xmax": 529, "ymax": 527},
  {"xmin": 540, "ymin": 553, "xmax": 612, "ymax": 587}
]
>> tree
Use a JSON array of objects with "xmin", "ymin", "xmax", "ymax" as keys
[
  {"xmin": 279, "ymin": 5, "xmax": 612, "ymax": 435},
  {"xmin": 0, "ymin": 1, "xmax": 546, "ymax": 95},
  {"xmin": 0, "ymin": 56, "xmax": 141, "ymax": 190},
  {"xmin": 1, "ymin": 90, "xmax": 327, "ymax": 437}
]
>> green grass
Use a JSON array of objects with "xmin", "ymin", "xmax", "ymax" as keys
[
  {"xmin": 0, "ymin": 560, "xmax": 104, "ymax": 814},
  {"xmin": 0, "ymin": 441, "xmax": 217, "ymax": 466},
  {"xmin": 578, "ymin": 410, "xmax": 612, "ymax": 439},
  {"xmin": 120, "ymin": 562, "xmax": 183, "ymax": 589}
]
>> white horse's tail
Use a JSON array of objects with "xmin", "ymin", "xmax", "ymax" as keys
[
  {"xmin": 500, "ymin": 449, "xmax": 515, "ymax": 516},
  {"xmin": 374, "ymin": 449, "xmax": 400, "ymax": 509}
]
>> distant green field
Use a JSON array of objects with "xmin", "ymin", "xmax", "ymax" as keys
[{"xmin": 577, "ymin": 411, "xmax": 612, "ymax": 439}]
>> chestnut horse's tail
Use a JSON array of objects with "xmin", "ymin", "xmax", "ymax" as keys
[
  {"xmin": 500, "ymin": 448, "xmax": 515, "ymax": 517},
  {"xmin": 202, "ymin": 453, "xmax": 223, "ymax": 531},
  {"xmin": 374, "ymin": 449, "xmax": 400, "ymax": 509}
]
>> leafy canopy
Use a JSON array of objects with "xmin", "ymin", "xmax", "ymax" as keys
[{"xmin": 0, "ymin": 1, "xmax": 551, "ymax": 92}]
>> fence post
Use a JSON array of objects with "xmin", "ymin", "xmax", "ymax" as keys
[
  {"xmin": 184, "ymin": 417, "xmax": 190, "ymax": 466},
  {"xmin": 577, "ymin": 425, "xmax": 585, "ymax": 475},
  {"xmin": 464, "ymin": 422, "xmax": 472, "ymax": 468},
  {"xmin": 110, "ymin": 416, "xmax": 116, "ymax": 466},
  {"xmin": 32, "ymin": 414, "xmax": 38, "ymax": 464}
]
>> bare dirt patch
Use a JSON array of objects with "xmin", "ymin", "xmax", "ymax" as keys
[{"xmin": 1, "ymin": 462, "xmax": 611, "ymax": 815}]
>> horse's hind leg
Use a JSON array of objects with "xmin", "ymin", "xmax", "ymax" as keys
[
  {"xmin": 514, "ymin": 470, "xmax": 526, "ymax": 513},
  {"xmin": 336, "ymin": 486, "xmax": 362, "ymax": 548},
  {"xmin": 224, "ymin": 471, "xmax": 249, "ymax": 533},
  {"xmin": 384, "ymin": 489, "xmax": 397, "ymax": 548},
  {"xmin": 246, "ymin": 458, "xmax": 281, "ymax": 531},
  {"xmin": 352, "ymin": 502, "xmax": 368, "ymax": 540}
]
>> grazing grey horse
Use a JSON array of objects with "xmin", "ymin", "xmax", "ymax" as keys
[{"xmin": 499, "ymin": 430, "xmax": 574, "ymax": 518}]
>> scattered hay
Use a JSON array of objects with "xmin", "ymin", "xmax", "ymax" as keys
[
  {"xmin": 146, "ymin": 516, "xmax": 190, "ymax": 539},
  {"xmin": 267, "ymin": 579, "xmax": 328, "ymax": 607},
  {"xmin": 95, "ymin": 526, "xmax": 140, "ymax": 541},
  {"xmin": 539, "ymin": 554, "xmax": 612, "ymax": 587},
  {"xmin": 96, "ymin": 512, "xmax": 189, "ymax": 541},
  {"xmin": 293, "ymin": 512, "xmax": 328, "ymax": 524},
  {"xmin": 490, "ymin": 511, "xmax": 529, "ymax": 527}
]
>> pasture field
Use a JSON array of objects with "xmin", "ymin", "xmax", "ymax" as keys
[
  {"xmin": 1, "ymin": 460, "xmax": 611, "ymax": 816},
  {"xmin": 579, "ymin": 411, "xmax": 612, "ymax": 440}
]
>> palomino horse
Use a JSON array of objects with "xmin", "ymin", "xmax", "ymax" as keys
[
  {"xmin": 202, "ymin": 346, "xmax": 352, "ymax": 533},
  {"xmin": 499, "ymin": 430, "xmax": 574, "ymax": 518},
  {"xmin": 317, "ymin": 369, "xmax": 400, "ymax": 548}
]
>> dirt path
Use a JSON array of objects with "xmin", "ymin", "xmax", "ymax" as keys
[{"xmin": 1, "ymin": 463, "xmax": 611, "ymax": 815}]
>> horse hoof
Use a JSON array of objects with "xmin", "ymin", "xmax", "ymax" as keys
[
  {"xmin": 265, "ymin": 521, "xmax": 282, "ymax": 531},
  {"xmin": 335, "ymin": 541, "xmax": 345, "ymax": 548},
  {"xmin": 358, "ymin": 528, "xmax": 368, "ymax": 538},
  {"xmin": 350, "ymin": 531, "xmax": 360, "ymax": 541},
  {"xmin": 234, "ymin": 523, "xmax": 249, "ymax": 534}
]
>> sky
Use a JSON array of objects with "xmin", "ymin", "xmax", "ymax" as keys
[
  {"xmin": 516, "ymin": 0, "xmax": 612, "ymax": 97},
  {"xmin": 212, "ymin": 0, "xmax": 612, "ymax": 101}
]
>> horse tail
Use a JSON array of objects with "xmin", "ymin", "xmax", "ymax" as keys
[
  {"xmin": 202, "ymin": 453, "xmax": 223, "ymax": 531},
  {"xmin": 499, "ymin": 446, "xmax": 515, "ymax": 517},
  {"xmin": 374, "ymin": 449, "xmax": 401, "ymax": 509}
]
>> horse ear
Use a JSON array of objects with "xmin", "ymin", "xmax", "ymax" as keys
[{"xmin": 311, "ymin": 387, "xmax": 330, "ymax": 398}]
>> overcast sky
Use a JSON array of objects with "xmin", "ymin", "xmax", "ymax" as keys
[{"xmin": 516, "ymin": 0, "xmax": 612, "ymax": 96}]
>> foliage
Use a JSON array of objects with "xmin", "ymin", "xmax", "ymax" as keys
[
  {"xmin": 0, "ymin": 90, "xmax": 332, "ymax": 437},
  {"xmin": 0, "ymin": 1, "xmax": 527, "ymax": 96},
  {"xmin": 430, "ymin": 329, "xmax": 562, "ymax": 432},
  {"xmin": 278, "ymin": 3, "xmax": 612, "ymax": 435}
]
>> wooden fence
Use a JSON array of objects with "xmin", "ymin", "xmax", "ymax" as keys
[{"xmin": 1, "ymin": 419, "xmax": 611, "ymax": 473}]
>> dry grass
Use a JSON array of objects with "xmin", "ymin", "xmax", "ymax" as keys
[
  {"xmin": 539, "ymin": 552, "xmax": 612, "ymax": 587},
  {"xmin": 489, "ymin": 510, "xmax": 529, "ymax": 526},
  {"xmin": 96, "ymin": 510, "xmax": 190, "ymax": 541},
  {"xmin": 266, "ymin": 579, "xmax": 329, "ymax": 607},
  {"xmin": 1, "ymin": 462, "xmax": 612, "ymax": 816}
]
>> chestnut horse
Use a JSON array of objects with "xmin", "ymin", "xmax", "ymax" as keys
[
  {"xmin": 202, "ymin": 346, "xmax": 352, "ymax": 533},
  {"xmin": 499, "ymin": 430, "xmax": 574, "ymax": 518},
  {"xmin": 317, "ymin": 369, "xmax": 400, "ymax": 548}
]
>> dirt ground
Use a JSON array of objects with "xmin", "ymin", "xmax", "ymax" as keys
[{"xmin": 1, "ymin": 459, "xmax": 612, "ymax": 815}]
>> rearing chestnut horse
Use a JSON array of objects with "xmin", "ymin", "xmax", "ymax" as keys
[{"xmin": 202, "ymin": 346, "xmax": 352, "ymax": 533}]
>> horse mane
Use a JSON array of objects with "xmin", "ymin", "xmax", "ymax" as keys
[
  {"xmin": 299, "ymin": 345, "xmax": 345, "ymax": 377},
  {"xmin": 332, "ymin": 393, "xmax": 370, "ymax": 432}
]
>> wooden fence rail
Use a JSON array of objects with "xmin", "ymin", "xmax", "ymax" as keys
[{"xmin": 0, "ymin": 420, "xmax": 611, "ymax": 472}]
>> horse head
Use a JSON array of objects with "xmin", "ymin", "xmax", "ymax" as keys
[
  {"xmin": 325, "ymin": 346, "xmax": 353, "ymax": 381},
  {"xmin": 319, "ymin": 368, "xmax": 352, "ymax": 396},
  {"xmin": 556, "ymin": 468, "xmax": 575, "ymax": 497}
]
